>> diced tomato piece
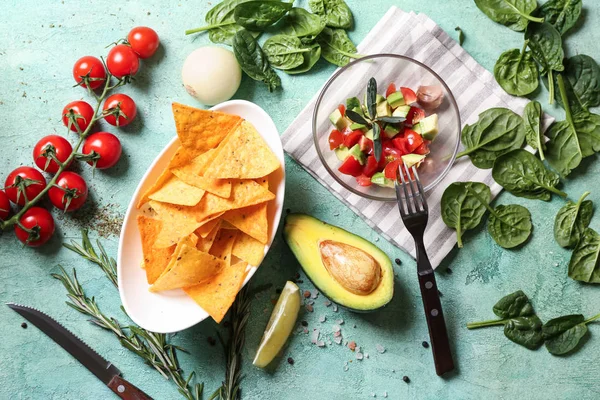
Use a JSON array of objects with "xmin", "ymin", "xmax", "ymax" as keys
[
  {"xmin": 400, "ymin": 87, "xmax": 417, "ymax": 105},
  {"xmin": 338, "ymin": 155, "xmax": 363, "ymax": 177},
  {"xmin": 329, "ymin": 129, "xmax": 344, "ymax": 150},
  {"xmin": 386, "ymin": 83, "xmax": 397, "ymax": 98},
  {"xmin": 406, "ymin": 107, "xmax": 426, "ymax": 125},
  {"xmin": 356, "ymin": 174, "xmax": 372, "ymax": 187},
  {"xmin": 338, "ymin": 104, "xmax": 346, "ymax": 116},
  {"xmin": 414, "ymin": 141, "xmax": 430, "ymax": 155},
  {"xmin": 404, "ymin": 130, "xmax": 424, "ymax": 153},
  {"xmin": 392, "ymin": 137, "xmax": 408, "ymax": 154},
  {"xmin": 384, "ymin": 159, "xmax": 402, "ymax": 180},
  {"xmin": 344, "ymin": 130, "xmax": 364, "ymax": 148},
  {"xmin": 359, "ymin": 136, "xmax": 373, "ymax": 154},
  {"xmin": 341, "ymin": 125, "xmax": 353, "ymax": 136},
  {"xmin": 363, "ymin": 155, "xmax": 378, "ymax": 177}
]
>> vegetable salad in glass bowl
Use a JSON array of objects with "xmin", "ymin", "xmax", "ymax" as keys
[{"xmin": 313, "ymin": 54, "xmax": 461, "ymax": 201}]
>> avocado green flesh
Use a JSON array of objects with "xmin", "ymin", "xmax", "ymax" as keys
[{"xmin": 284, "ymin": 214, "xmax": 394, "ymax": 312}]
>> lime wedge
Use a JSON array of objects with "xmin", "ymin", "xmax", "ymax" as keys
[{"xmin": 253, "ymin": 281, "xmax": 301, "ymax": 368}]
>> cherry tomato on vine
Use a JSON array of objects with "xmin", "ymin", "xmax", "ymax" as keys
[
  {"xmin": 4, "ymin": 166, "xmax": 46, "ymax": 206},
  {"xmin": 127, "ymin": 27, "xmax": 159, "ymax": 59},
  {"xmin": 0, "ymin": 190, "xmax": 11, "ymax": 220},
  {"xmin": 62, "ymin": 100, "xmax": 95, "ymax": 133},
  {"xmin": 49, "ymin": 172, "xmax": 88, "ymax": 212},
  {"xmin": 82, "ymin": 132, "xmax": 122, "ymax": 169},
  {"xmin": 32, "ymin": 135, "xmax": 73, "ymax": 174},
  {"xmin": 103, "ymin": 94, "xmax": 137, "ymax": 127},
  {"xmin": 72, "ymin": 56, "xmax": 106, "ymax": 90},
  {"xmin": 14, "ymin": 207, "xmax": 55, "ymax": 247},
  {"xmin": 106, "ymin": 44, "xmax": 140, "ymax": 79}
]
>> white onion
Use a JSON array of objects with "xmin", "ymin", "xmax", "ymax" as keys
[{"xmin": 417, "ymin": 85, "xmax": 444, "ymax": 110}]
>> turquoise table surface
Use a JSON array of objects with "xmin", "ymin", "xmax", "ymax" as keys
[{"xmin": 1, "ymin": 1, "xmax": 600, "ymax": 399}]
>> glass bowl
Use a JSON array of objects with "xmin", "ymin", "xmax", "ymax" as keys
[{"xmin": 312, "ymin": 54, "xmax": 461, "ymax": 202}]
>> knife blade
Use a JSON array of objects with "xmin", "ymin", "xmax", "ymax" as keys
[{"xmin": 7, "ymin": 303, "xmax": 153, "ymax": 400}]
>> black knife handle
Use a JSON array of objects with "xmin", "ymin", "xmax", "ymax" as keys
[
  {"xmin": 417, "ymin": 270, "xmax": 455, "ymax": 376},
  {"xmin": 108, "ymin": 375, "xmax": 153, "ymax": 400}
]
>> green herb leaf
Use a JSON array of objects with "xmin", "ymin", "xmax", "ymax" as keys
[
  {"xmin": 568, "ymin": 227, "xmax": 600, "ymax": 284},
  {"xmin": 263, "ymin": 34, "xmax": 310, "ymax": 70},
  {"xmin": 525, "ymin": 22, "xmax": 564, "ymax": 104},
  {"xmin": 545, "ymin": 323, "xmax": 587, "ymax": 355},
  {"xmin": 523, "ymin": 101, "xmax": 545, "ymax": 160},
  {"xmin": 441, "ymin": 182, "xmax": 491, "ymax": 248},
  {"xmin": 345, "ymin": 109, "xmax": 369, "ymax": 125},
  {"xmin": 493, "ymin": 290, "xmax": 535, "ymax": 318},
  {"xmin": 367, "ymin": 77, "xmax": 377, "ymax": 120},
  {"xmin": 234, "ymin": 0, "xmax": 293, "ymax": 31},
  {"xmin": 552, "ymin": 55, "xmax": 600, "ymax": 114},
  {"xmin": 494, "ymin": 41, "xmax": 539, "ymax": 96},
  {"xmin": 474, "ymin": 0, "xmax": 543, "ymax": 32},
  {"xmin": 187, "ymin": 0, "xmax": 260, "ymax": 45},
  {"xmin": 534, "ymin": 0, "xmax": 582, "ymax": 36},
  {"xmin": 455, "ymin": 26, "xmax": 465, "ymax": 46},
  {"xmin": 233, "ymin": 29, "xmax": 281, "ymax": 92},
  {"xmin": 346, "ymin": 96, "xmax": 361, "ymax": 111},
  {"xmin": 372, "ymin": 123, "xmax": 382, "ymax": 162},
  {"xmin": 492, "ymin": 149, "xmax": 567, "ymax": 201},
  {"xmin": 308, "ymin": 0, "xmax": 353, "ymax": 29},
  {"xmin": 504, "ymin": 315, "xmax": 544, "ymax": 349},
  {"xmin": 554, "ymin": 191, "xmax": 593, "ymax": 248},
  {"xmin": 457, "ymin": 108, "xmax": 526, "ymax": 169},
  {"xmin": 316, "ymin": 27, "xmax": 360, "ymax": 67},
  {"xmin": 488, "ymin": 204, "xmax": 533, "ymax": 249},
  {"xmin": 284, "ymin": 43, "xmax": 322, "ymax": 75},
  {"xmin": 542, "ymin": 314, "xmax": 585, "ymax": 340},
  {"xmin": 377, "ymin": 116, "xmax": 406, "ymax": 124},
  {"xmin": 280, "ymin": 7, "xmax": 326, "ymax": 39}
]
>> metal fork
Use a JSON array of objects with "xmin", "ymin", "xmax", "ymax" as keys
[{"xmin": 396, "ymin": 165, "xmax": 455, "ymax": 377}]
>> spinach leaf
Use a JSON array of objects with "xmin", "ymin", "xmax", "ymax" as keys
[
  {"xmin": 493, "ymin": 290, "xmax": 534, "ymax": 318},
  {"xmin": 280, "ymin": 7, "xmax": 326, "ymax": 39},
  {"xmin": 441, "ymin": 182, "xmax": 491, "ymax": 248},
  {"xmin": 555, "ymin": 55, "xmax": 600, "ymax": 114},
  {"xmin": 457, "ymin": 108, "xmax": 526, "ymax": 169},
  {"xmin": 494, "ymin": 41, "xmax": 539, "ymax": 96},
  {"xmin": 474, "ymin": 0, "xmax": 543, "ymax": 32},
  {"xmin": 186, "ymin": 0, "xmax": 259, "ymax": 44},
  {"xmin": 309, "ymin": 0, "xmax": 353, "ymax": 29},
  {"xmin": 263, "ymin": 34, "xmax": 310, "ymax": 70},
  {"xmin": 492, "ymin": 149, "xmax": 567, "ymax": 201},
  {"xmin": 525, "ymin": 22, "xmax": 564, "ymax": 104},
  {"xmin": 504, "ymin": 315, "xmax": 545, "ymax": 349},
  {"xmin": 554, "ymin": 191, "xmax": 594, "ymax": 248},
  {"xmin": 573, "ymin": 111, "xmax": 600, "ymax": 156},
  {"xmin": 285, "ymin": 43, "xmax": 321, "ymax": 75},
  {"xmin": 568, "ymin": 227, "xmax": 600, "ymax": 284},
  {"xmin": 488, "ymin": 204, "xmax": 533, "ymax": 249},
  {"xmin": 455, "ymin": 27, "xmax": 465, "ymax": 46},
  {"xmin": 233, "ymin": 29, "xmax": 281, "ymax": 92},
  {"xmin": 543, "ymin": 313, "xmax": 600, "ymax": 355},
  {"xmin": 534, "ymin": 0, "xmax": 582, "ymax": 35},
  {"xmin": 234, "ymin": 0, "xmax": 293, "ymax": 31},
  {"xmin": 317, "ymin": 27, "xmax": 360, "ymax": 67},
  {"xmin": 523, "ymin": 101, "xmax": 545, "ymax": 160},
  {"xmin": 542, "ymin": 314, "xmax": 585, "ymax": 340}
]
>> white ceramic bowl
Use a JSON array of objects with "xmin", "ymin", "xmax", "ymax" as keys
[{"xmin": 118, "ymin": 100, "xmax": 286, "ymax": 333}]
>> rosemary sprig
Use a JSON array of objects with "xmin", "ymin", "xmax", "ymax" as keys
[{"xmin": 63, "ymin": 230, "xmax": 117, "ymax": 288}]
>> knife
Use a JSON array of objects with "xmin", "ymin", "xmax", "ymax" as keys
[{"xmin": 7, "ymin": 303, "xmax": 153, "ymax": 400}]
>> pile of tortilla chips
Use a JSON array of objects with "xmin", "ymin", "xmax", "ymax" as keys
[{"xmin": 136, "ymin": 103, "xmax": 280, "ymax": 323}]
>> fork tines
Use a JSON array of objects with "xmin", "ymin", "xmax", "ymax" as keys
[{"xmin": 395, "ymin": 164, "xmax": 428, "ymax": 215}]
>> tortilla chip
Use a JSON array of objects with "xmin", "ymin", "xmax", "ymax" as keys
[
  {"xmin": 137, "ymin": 216, "xmax": 176, "ymax": 284},
  {"xmin": 220, "ymin": 221, "xmax": 238, "ymax": 230},
  {"xmin": 210, "ymin": 229, "xmax": 238, "ymax": 267},
  {"xmin": 150, "ymin": 244, "xmax": 224, "ymax": 292},
  {"xmin": 150, "ymin": 201, "xmax": 204, "ymax": 248},
  {"xmin": 184, "ymin": 261, "xmax": 249, "ymax": 323},
  {"xmin": 148, "ymin": 174, "xmax": 205, "ymax": 206},
  {"xmin": 137, "ymin": 168, "xmax": 173, "ymax": 209},
  {"xmin": 173, "ymin": 102, "xmax": 242, "ymax": 156},
  {"xmin": 172, "ymin": 168, "xmax": 232, "ymax": 199},
  {"xmin": 203, "ymin": 121, "xmax": 280, "ymax": 179},
  {"xmin": 153, "ymin": 233, "xmax": 198, "ymax": 282},
  {"xmin": 232, "ymin": 232, "xmax": 265, "ymax": 266},
  {"xmin": 194, "ymin": 214, "xmax": 224, "ymax": 238},
  {"xmin": 222, "ymin": 178, "xmax": 269, "ymax": 244},
  {"xmin": 197, "ymin": 221, "xmax": 221, "ymax": 253}
]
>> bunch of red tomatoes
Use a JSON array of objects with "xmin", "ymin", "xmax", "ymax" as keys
[{"xmin": 0, "ymin": 26, "xmax": 159, "ymax": 247}]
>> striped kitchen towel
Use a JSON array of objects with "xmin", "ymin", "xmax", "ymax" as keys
[{"xmin": 281, "ymin": 6, "xmax": 542, "ymax": 268}]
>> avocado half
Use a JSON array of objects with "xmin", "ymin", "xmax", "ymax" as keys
[{"xmin": 284, "ymin": 214, "xmax": 394, "ymax": 312}]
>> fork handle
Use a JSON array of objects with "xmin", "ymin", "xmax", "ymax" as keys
[{"xmin": 417, "ymin": 269, "xmax": 455, "ymax": 376}]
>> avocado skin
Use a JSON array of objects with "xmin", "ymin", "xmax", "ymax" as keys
[{"xmin": 283, "ymin": 213, "xmax": 394, "ymax": 313}]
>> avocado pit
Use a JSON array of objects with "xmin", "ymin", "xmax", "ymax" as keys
[{"xmin": 318, "ymin": 240, "xmax": 382, "ymax": 296}]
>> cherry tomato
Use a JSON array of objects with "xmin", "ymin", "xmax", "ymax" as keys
[
  {"xmin": 404, "ymin": 130, "xmax": 424, "ymax": 153},
  {"xmin": 356, "ymin": 174, "xmax": 372, "ymax": 187},
  {"xmin": 49, "ymin": 172, "xmax": 88, "ymax": 212},
  {"xmin": 106, "ymin": 44, "xmax": 140, "ymax": 79},
  {"xmin": 329, "ymin": 129, "xmax": 344, "ymax": 150},
  {"xmin": 362, "ymin": 155, "xmax": 378, "ymax": 178},
  {"xmin": 359, "ymin": 135, "xmax": 373, "ymax": 154},
  {"xmin": 0, "ymin": 190, "xmax": 11, "ymax": 220},
  {"xmin": 103, "ymin": 93, "xmax": 137, "ymax": 127},
  {"xmin": 338, "ymin": 104, "xmax": 346, "ymax": 116},
  {"xmin": 400, "ymin": 87, "xmax": 418, "ymax": 105},
  {"xmin": 386, "ymin": 83, "xmax": 397, "ymax": 98},
  {"xmin": 406, "ymin": 107, "xmax": 425, "ymax": 125},
  {"xmin": 344, "ymin": 130, "xmax": 363, "ymax": 148},
  {"xmin": 72, "ymin": 56, "xmax": 106, "ymax": 90},
  {"xmin": 392, "ymin": 137, "xmax": 408, "ymax": 154},
  {"xmin": 14, "ymin": 207, "xmax": 55, "ymax": 247},
  {"xmin": 338, "ymin": 156, "xmax": 363, "ymax": 177},
  {"xmin": 4, "ymin": 167, "xmax": 46, "ymax": 206},
  {"xmin": 127, "ymin": 27, "xmax": 159, "ymax": 59},
  {"xmin": 82, "ymin": 132, "xmax": 122, "ymax": 169},
  {"xmin": 62, "ymin": 100, "xmax": 95, "ymax": 133},
  {"xmin": 414, "ymin": 141, "xmax": 430, "ymax": 155},
  {"xmin": 385, "ymin": 159, "xmax": 403, "ymax": 180},
  {"xmin": 33, "ymin": 135, "xmax": 73, "ymax": 174}
]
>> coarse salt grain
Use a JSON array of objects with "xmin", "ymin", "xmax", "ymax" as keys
[
  {"xmin": 305, "ymin": 304, "xmax": 313, "ymax": 312},
  {"xmin": 319, "ymin": 315, "xmax": 326, "ymax": 323},
  {"xmin": 348, "ymin": 341, "xmax": 356, "ymax": 351},
  {"xmin": 325, "ymin": 300, "xmax": 331, "ymax": 307},
  {"xmin": 311, "ymin": 290, "xmax": 319, "ymax": 299},
  {"xmin": 336, "ymin": 319, "xmax": 344, "ymax": 325},
  {"xmin": 332, "ymin": 304, "xmax": 338, "ymax": 312},
  {"xmin": 356, "ymin": 352, "xmax": 364, "ymax": 360},
  {"xmin": 334, "ymin": 331, "xmax": 341, "ymax": 337},
  {"xmin": 376, "ymin": 344, "xmax": 385, "ymax": 354},
  {"xmin": 333, "ymin": 325, "xmax": 341, "ymax": 332},
  {"xmin": 334, "ymin": 336, "xmax": 343, "ymax": 345},
  {"xmin": 311, "ymin": 329, "xmax": 319, "ymax": 344},
  {"xmin": 317, "ymin": 340, "xmax": 325, "ymax": 347}
]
